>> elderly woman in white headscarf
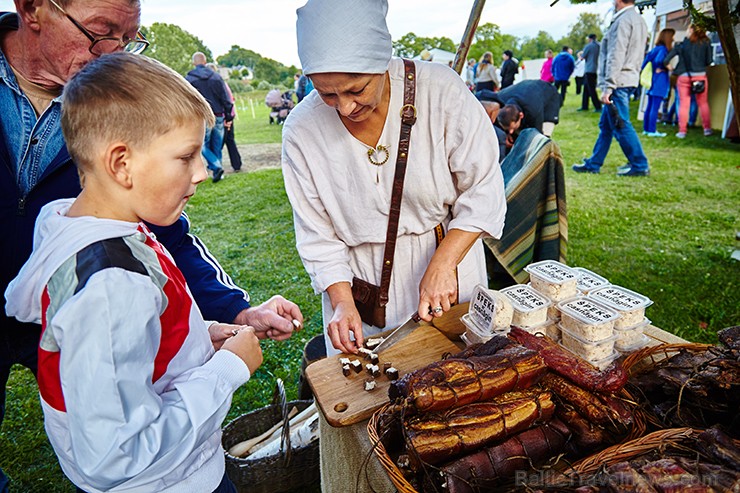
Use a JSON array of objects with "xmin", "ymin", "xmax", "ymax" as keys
[{"xmin": 282, "ymin": 0, "xmax": 506, "ymax": 356}]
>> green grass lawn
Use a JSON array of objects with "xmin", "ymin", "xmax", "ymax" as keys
[
  {"xmin": 232, "ymin": 90, "xmax": 288, "ymax": 145},
  {"xmin": 1, "ymin": 84, "xmax": 738, "ymax": 491}
]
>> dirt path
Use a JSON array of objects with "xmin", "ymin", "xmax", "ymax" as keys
[{"xmin": 222, "ymin": 143, "xmax": 282, "ymax": 174}]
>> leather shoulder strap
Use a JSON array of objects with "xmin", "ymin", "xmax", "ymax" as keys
[{"xmin": 379, "ymin": 59, "xmax": 416, "ymax": 306}]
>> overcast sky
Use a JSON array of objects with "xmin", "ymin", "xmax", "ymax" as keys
[{"xmin": 1, "ymin": 0, "xmax": 655, "ymax": 66}]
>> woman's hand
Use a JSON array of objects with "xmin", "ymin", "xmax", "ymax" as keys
[
  {"xmin": 418, "ymin": 261, "xmax": 458, "ymax": 322},
  {"xmin": 326, "ymin": 282, "xmax": 364, "ymax": 354},
  {"xmin": 417, "ymin": 229, "xmax": 482, "ymax": 322},
  {"xmin": 327, "ymin": 300, "xmax": 364, "ymax": 354}
]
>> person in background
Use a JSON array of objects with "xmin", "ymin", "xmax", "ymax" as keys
[
  {"xmin": 283, "ymin": 0, "xmax": 506, "ymax": 356},
  {"xmin": 641, "ymin": 28, "xmax": 675, "ymax": 137},
  {"xmin": 667, "ymin": 23, "xmax": 714, "ymax": 138},
  {"xmin": 573, "ymin": 51, "xmax": 585, "ymax": 95},
  {"xmin": 296, "ymin": 73, "xmax": 310, "ymax": 102},
  {"xmin": 478, "ymin": 79, "xmax": 561, "ymax": 139},
  {"xmin": 552, "ymin": 46, "xmax": 575, "ymax": 106},
  {"xmin": 463, "ymin": 57, "xmax": 477, "ymax": 91},
  {"xmin": 500, "ymin": 50, "xmax": 519, "ymax": 89},
  {"xmin": 475, "ymin": 51, "xmax": 499, "ymax": 92},
  {"xmin": 580, "ymin": 34, "xmax": 602, "ymax": 111},
  {"xmin": 207, "ymin": 62, "xmax": 243, "ymax": 172},
  {"xmin": 186, "ymin": 52, "xmax": 231, "ymax": 183},
  {"xmin": 572, "ymin": 0, "xmax": 650, "ymax": 177},
  {"xmin": 0, "ymin": 4, "xmax": 303, "ymax": 490},
  {"xmin": 222, "ymin": 80, "xmax": 243, "ymax": 171},
  {"xmin": 540, "ymin": 49, "xmax": 554, "ymax": 83},
  {"xmin": 479, "ymin": 100, "xmax": 510, "ymax": 162},
  {"xmin": 5, "ymin": 51, "xmax": 268, "ymax": 493}
]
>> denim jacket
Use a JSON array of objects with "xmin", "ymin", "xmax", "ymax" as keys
[
  {"xmin": 1, "ymin": 12, "xmax": 250, "ymax": 327},
  {"xmin": 0, "ymin": 14, "xmax": 67, "ymax": 198}
]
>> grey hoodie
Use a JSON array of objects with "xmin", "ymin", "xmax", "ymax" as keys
[{"xmin": 598, "ymin": 5, "xmax": 648, "ymax": 92}]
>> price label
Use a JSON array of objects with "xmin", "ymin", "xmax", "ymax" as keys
[{"xmin": 469, "ymin": 285, "xmax": 497, "ymax": 333}]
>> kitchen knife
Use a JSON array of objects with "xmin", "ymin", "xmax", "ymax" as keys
[{"xmin": 373, "ymin": 312, "xmax": 423, "ymax": 354}]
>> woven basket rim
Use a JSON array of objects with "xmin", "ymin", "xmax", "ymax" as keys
[
  {"xmin": 368, "ymin": 403, "xmax": 419, "ymax": 493},
  {"xmin": 621, "ymin": 342, "xmax": 712, "ymax": 376}
]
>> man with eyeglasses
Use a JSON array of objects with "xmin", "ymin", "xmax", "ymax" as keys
[{"xmin": 0, "ymin": 2, "xmax": 303, "ymax": 491}]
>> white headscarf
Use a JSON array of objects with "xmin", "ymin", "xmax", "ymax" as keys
[{"xmin": 296, "ymin": 0, "xmax": 392, "ymax": 75}]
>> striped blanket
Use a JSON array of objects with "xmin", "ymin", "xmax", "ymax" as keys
[{"xmin": 483, "ymin": 128, "xmax": 567, "ymax": 286}]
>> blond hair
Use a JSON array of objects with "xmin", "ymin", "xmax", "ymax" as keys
[{"xmin": 61, "ymin": 52, "xmax": 214, "ymax": 170}]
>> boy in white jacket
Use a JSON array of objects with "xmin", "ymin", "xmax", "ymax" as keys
[{"xmin": 4, "ymin": 53, "xmax": 263, "ymax": 493}]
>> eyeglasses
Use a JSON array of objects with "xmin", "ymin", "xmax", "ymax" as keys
[{"xmin": 48, "ymin": 0, "xmax": 149, "ymax": 56}]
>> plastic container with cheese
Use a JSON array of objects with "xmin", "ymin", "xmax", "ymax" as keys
[
  {"xmin": 524, "ymin": 260, "xmax": 580, "ymax": 302},
  {"xmin": 557, "ymin": 297, "xmax": 619, "ymax": 342},
  {"xmin": 500, "ymin": 284, "xmax": 551, "ymax": 328},
  {"xmin": 588, "ymin": 285, "xmax": 653, "ymax": 329},
  {"xmin": 573, "ymin": 267, "xmax": 611, "ymax": 294}
]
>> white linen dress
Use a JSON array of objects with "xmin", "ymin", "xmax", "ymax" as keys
[{"xmin": 282, "ymin": 58, "xmax": 506, "ymax": 354}]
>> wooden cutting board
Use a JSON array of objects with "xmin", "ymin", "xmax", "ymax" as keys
[{"xmin": 306, "ymin": 325, "xmax": 459, "ymax": 427}]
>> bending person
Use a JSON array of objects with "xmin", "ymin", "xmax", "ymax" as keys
[{"xmin": 282, "ymin": 0, "xmax": 506, "ymax": 355}]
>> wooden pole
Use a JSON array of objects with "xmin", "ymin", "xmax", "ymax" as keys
[{"xmin": 452, "ymin": 0, "xmax": 487, "ymax": 75}]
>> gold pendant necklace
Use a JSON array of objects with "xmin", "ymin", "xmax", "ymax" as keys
[{"xmin": 367, "ymin": 144, "xmax": 390, "ymax": 166}]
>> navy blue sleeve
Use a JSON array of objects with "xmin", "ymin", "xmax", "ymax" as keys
[
  {"xmin": 149, "ymin": 215, "xmax": 251, "ymax": 322},
  {"xmin": 213, "ymin": 76, "xmax": 234, "ymax": 121}
]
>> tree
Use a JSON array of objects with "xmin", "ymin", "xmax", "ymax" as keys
[
  {"xmin": 567, "ymin": 0, "xmax": 739, "ymax": 130},
  {"xmin": 557, "ymin": 12, "xmax": 604, "ymax": 52},
  {"xmin": 468, "ymin": 22, "xmax": 509, "ymax": 62},
  {"xmin": 392, "ymin": 32, "xmax": 456, "ymax": 57},
  {"xmin": 519, "ymin": 30, "xmax": 557, "ymax": 59},
  {"xmin": 217, "ymin": 45, "xmax": 299, "ymax": 87},
  {"xmin": 217, "ymin": 45, "xmax": 262, "ymax": 70},
  {"xmin": 140, "ymin": 23, "xmax": 211, "ymax": 76}
]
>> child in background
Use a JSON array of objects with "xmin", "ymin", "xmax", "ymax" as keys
[{"xmin": 4, "ymin": 52, "xmax": 263, "ymax": 493}]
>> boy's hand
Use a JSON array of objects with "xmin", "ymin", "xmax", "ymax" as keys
[
  {"xmin": 221, "ymin": 326, "xmax": 263, "ymax": 374},
  {"xmin": 208, "ymin": 323, "xmax": 247, "ymax": 350}
]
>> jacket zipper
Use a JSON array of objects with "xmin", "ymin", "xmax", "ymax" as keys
[{"xmin": 17, "ymin": 196, "xmax": 26, "ymax": 216}]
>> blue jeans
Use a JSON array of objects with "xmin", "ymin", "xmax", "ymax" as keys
[
  {"xmin": 583, "ymin": 87, "xmax": 649, "ymax": 171},
  {"xmin": 643, "ymin": 95, "xmax": 663, "ymax": 133},
  {"xmin": 202, "ymin": 116, "xmax": 225, "ymax": 172}
]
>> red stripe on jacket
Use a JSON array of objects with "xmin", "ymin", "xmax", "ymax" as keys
[
  {"xmin": 144, "ymin": 234, "xmax": 192, "ymax": 383},
  {"xmin": 39, "ymin": 286, "xmax": 66, "ymax": 412}
]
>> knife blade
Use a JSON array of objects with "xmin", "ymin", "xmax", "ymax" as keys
[{"xmin": 373, "ymin": 312, "xmax": 423, "ymax": 354}]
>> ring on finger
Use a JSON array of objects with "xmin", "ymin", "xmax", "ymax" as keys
[
  {"xmin": 433, "ymin": 306, "xmax": 443, "ymax": 314},
  {"xmin": 231, "ymin": 328, "xmax": 241, "ymax": 336}
]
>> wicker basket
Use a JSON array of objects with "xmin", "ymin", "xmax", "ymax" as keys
[
  {"xmin": 368, "ymin": 403, "xmax": 417, "ymax": 493},
  {"xmin": 222, "ymin": 379, "xmax": 320, "ymax": 493}
]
